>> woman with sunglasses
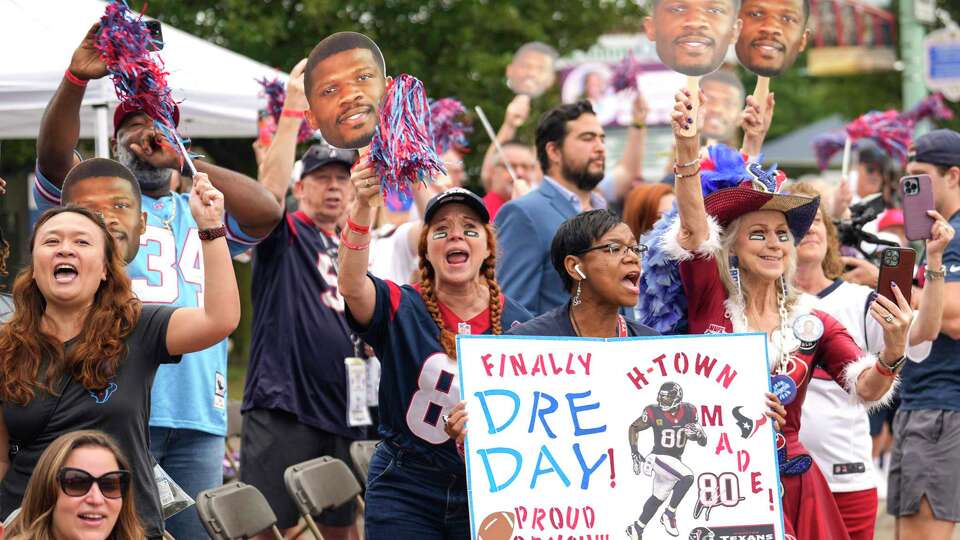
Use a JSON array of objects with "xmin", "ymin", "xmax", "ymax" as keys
[
  {"xmin": 0, "ymin": 170, "xmax": 240, "ymax": 539},
  {"xmin": 5, "ymin": 430, "xmax": 143, "ymax": 540}
]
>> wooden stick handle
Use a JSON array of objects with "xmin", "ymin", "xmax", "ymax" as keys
[{"xmin": 753, "ymin": 77, "xmax": 771, "ymax": 112}]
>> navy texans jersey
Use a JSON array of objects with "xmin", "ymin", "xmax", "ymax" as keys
[
  {"xmin": 243, "ymin": 211, "xmax": 365, "ymax": 440},
  {"xmin": 346, "ymin": 274, "xmax": 532, "ymax": 474},
  {"xmin": 643, "ymin": 403, "xmax": 699, "ymax": 460}
]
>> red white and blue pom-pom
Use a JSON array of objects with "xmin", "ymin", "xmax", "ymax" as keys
[
  {"xmin": 813, "ymin": 94, "xmax": 955, "ymax": 170},
  {"xmin": 257, "ymin": 76, "xmax": 315, "ymax": 143},
  {"xmin": 902, "ymin": 92, "xmax": 955, "ymax": 125},
  {"xmin": 370, "ymin": 74, "xmax": 445, "ymax": 200},
  {"xmin": 429, "ymin": 97, "xmax": 471, "ymax": 155},
  {"xmin": 95, "ymin": 0, "xmax": 183, "ymax": 160},
  {"xmin": 611, "ymin": 52, "xmax": 643, "ymax": 93}
]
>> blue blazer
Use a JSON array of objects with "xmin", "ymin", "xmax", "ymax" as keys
[
  {"xmin": 495, "ymin": 180, "xmax": 580, "ymax": 316},
  {"xmin": 508, "ymin": 303, "xmax": 659, "ymax": 337}
]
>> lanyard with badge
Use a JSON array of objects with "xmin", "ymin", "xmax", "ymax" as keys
[{"xmin": 345, "ymin": 335, "xmax": 380, "ymax": 427}]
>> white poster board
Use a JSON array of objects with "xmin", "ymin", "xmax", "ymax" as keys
[{"xmin": 457, "ymin": 333, "xmax": 785, "ymax": 540}]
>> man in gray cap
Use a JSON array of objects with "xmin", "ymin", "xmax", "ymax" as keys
[
  {"xmin": 242, "ymin": 61, "xmax": 365, "ymax": 540},
  {"xmin": 889, "ymin": 129, "xmax": 960, "ymax": 540}
]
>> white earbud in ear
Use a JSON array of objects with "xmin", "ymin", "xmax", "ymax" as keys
[{"xmin": 575, "ymin": 265, "xmax": 586, "ymax": 280}]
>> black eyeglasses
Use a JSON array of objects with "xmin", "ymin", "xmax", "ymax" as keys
[
  {"xmin": 57, "ymin": 467, "xmax": 130, "ymax": 499},
  {"xmin": 576, "ymin": 242, "xmax": 648, "ymax": 258}
]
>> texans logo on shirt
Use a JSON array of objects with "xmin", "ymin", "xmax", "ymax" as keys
[{"xmin": 90, "ymin": 382, "xmax": 118, "ymax": 404}]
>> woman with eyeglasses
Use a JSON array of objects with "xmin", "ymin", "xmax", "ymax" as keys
[
  {"xmin": 0, "ymin": 171, "xmax": 240, "ymax": 539},
  {"xmin": 508, "ymin": 209, "xmax": 658, "ymax": 338},
  {"xmin": 5, "ymin": 430, "xmax": 143, "ymax": 540}
]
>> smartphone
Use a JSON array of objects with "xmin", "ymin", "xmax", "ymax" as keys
[
  {"xmin": 900, "ymin": 174, "xmax": 935, "ymax": 241},
  {"xmin": 145, "ymin": 20, "xmax": 164, "ymax": 51},
  {"xmin": 877, "ymin": 247, "xmax": 916, "ymax": 305}
]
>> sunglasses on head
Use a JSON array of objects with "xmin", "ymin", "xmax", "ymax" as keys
[{"xmin": 57, "ymin": 467, "xmax": 130, "ymax": 499}]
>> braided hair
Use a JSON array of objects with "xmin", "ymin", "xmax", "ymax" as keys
[{"xmin": 417, "ymin": 222, "xmax": 502, "ymax": 360}]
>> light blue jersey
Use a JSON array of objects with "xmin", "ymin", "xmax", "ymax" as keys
[{"xmin": 34, "ymin": 168, "xmax": 260, "ymax": 436}]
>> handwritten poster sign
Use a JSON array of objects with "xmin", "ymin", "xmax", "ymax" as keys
[{"xmin": 457, "ymin": 333, "xmax": 785, "ymax": 540}]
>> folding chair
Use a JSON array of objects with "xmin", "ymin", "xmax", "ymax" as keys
[
  {"xmin": 348, "ymin": 440, "xmax": 379, "ymax": 485},
  {"xmin": 224, "ymin": 400, "xmax": 243, "ymax": 481},
  {"xmin": 284, "ymin": 456, "xmax": 363, "ymax": 540},
  {"xmin": 196, "ymin": 482, "xmax": 282, "ymax": 540}
]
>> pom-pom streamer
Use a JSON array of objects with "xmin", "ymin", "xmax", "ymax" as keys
[
  {"xmin": 95, "ymin": 0, "xmax": 185, "ymax": 165},
  {"xmin": 611, "ymin": 52, "xmax": 642, "ymax": 93},
  {"xmin": 257, "ymin": 77, "xmax": 315, "ymax": 143},
  {"xmin": 429, "ymin": 97, "xmax": 472, "ymax": 155},
  {"xmin": 370, "ymin": 74, "xmax": 446, "ymax": 200}
]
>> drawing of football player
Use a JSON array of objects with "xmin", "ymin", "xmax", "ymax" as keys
[{"xmin": 626, "ymin": 382, "xmax": 707, "ymax": 539}]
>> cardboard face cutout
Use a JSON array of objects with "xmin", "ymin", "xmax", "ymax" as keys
[
  {"xmin": 305, "ymin": 32, "xmax": 387, "ymax": 149},
  {"xmin": 506, "ymin": 42, "xmax": 558, "ymax": 97},
  {"xmin": 735, "ymin": 0, "xmax": 809, "ymax": 77},
  {"xmin": 644, "ymin": 0, "xmax": 741, "ymax": 77}
]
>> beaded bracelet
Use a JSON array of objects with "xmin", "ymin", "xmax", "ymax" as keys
[
  {"xmin": 673, "ymin": 165, "xmax": 702, "ymax": 180},
  {"xmin": 281, "ymin": 109, "xmax": 306, "ymax": 119},
  {"xmin": 675, "ymin": 157, "xmax": 700, "ymax": 169}
]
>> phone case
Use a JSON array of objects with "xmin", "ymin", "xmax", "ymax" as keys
[
  {"xmin": 900, "ymin": 175, "xmax": 935, "ymax": 241},
  {"xmin": 877, "ymin": 247, "xmax": 916, "ymax": 306}
]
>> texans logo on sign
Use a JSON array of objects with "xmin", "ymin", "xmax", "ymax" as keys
[
  {"xmin": 90, "ymin": 382, "xmax": 118, "ymax": 404},
  {"xmin": 732, "ymin": 406, "xmax": 767, "ymax": 439}
]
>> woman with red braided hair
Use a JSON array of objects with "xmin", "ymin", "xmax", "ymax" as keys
[{"xmin": 339, "ymin": 160, "xmax": 531, "ymax": 539}]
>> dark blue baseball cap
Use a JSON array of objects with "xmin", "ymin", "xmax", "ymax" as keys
[
  {"xmin": 908, "ymin": 129, "xmax": 960, "ymax": 168},
  {"xmin": 423, "ymin": 187, "xmax": 490, "ymax": 225}
]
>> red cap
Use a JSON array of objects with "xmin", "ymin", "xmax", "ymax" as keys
[
  {"xmin": 877, "ymin": 208, "xmax": 904, "ymax": 231},
  {"xmin": 113, "ymin": 102, "xmax": 180, "ymax": 133}
]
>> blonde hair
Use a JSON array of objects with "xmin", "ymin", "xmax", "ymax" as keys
[
  {"xmin": 5, "ymin": 430, "xmax": 144, "ymax": 540},
  {"xmin": 785, "ymin": 181, "xmax": 844, "ymax": 280},
  {"xmin": 716, "ymin": 217, "xmax": 801, "ymax": 315}
]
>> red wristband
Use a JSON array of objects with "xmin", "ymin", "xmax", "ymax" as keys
[
  {"xmin": 347, "ymin": 217, "xmax": 371, "ymax": 235},
  {"xmin": 874, "ymin": 361, "xmax": 896, "ymax": 378},
  {"xmin": 64, "ymin": 69, "xmax": 88, "ymax": 88},
  {"xmin": 340, "ymin": 228, "xmax": 370, "ymax": 251},
  {"xmin": 281, "ymin": 109, "xmax": 306, "ymax": 119}
]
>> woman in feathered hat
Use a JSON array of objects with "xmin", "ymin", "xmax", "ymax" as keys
[{"xmin": 637, "ymin": 90, "xmax": 910, "ymax": 539}]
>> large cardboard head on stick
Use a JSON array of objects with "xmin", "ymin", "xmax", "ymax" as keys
[
  {"xmin": 643, "ymin": 0, "xmax": 742, "ymax": 77},
  {"xmin": 304, "ymin": 32, "xmax": 388, "ymax": 149},
  {"xmin": 734, "ymin": 0, "xmax": 810, "ymax": 77},
  {"xmin": 506, "ymin": 42, "xmax": 559, "ymax": 97}
]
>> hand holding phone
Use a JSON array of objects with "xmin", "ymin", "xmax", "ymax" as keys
[
  {"xmin": 876, "ymin": 247, "xmax": 916, "ymax": 305},
  {"xmin": 900, "ymin": 175, "xmax": 935, "ymax": 241}
]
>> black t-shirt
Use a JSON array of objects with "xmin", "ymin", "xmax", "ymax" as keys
[{"xmin": 1, "ymin": 304, "xmax": 179, "ymax": 538}]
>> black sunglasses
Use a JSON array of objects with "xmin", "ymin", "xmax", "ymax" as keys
[
  {"xmin": 576, "ymin": 242, "xmax": 648, "ymax": 257},
  {"xmin": 58, "ymin": 467, "xmax": 130, "ymax": 499}
]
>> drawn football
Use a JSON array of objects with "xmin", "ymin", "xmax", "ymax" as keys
[{"xmin": 478, "ymin": 511, "xmax": 516, "ymax": 540}]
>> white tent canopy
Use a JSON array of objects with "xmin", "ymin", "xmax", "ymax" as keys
[{"xmin": 0, "ymin": 0, "xmax": 287, "ymax": 152}]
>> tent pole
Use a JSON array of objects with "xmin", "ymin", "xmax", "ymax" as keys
[{"xmin": 94, "ymin": 103, "xmax": 110, "ymax": 158}]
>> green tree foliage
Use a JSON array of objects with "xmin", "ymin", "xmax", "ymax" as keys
[{"xmin": 146, "ymin": 0, "xmax": 645, "ymax": 174}]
